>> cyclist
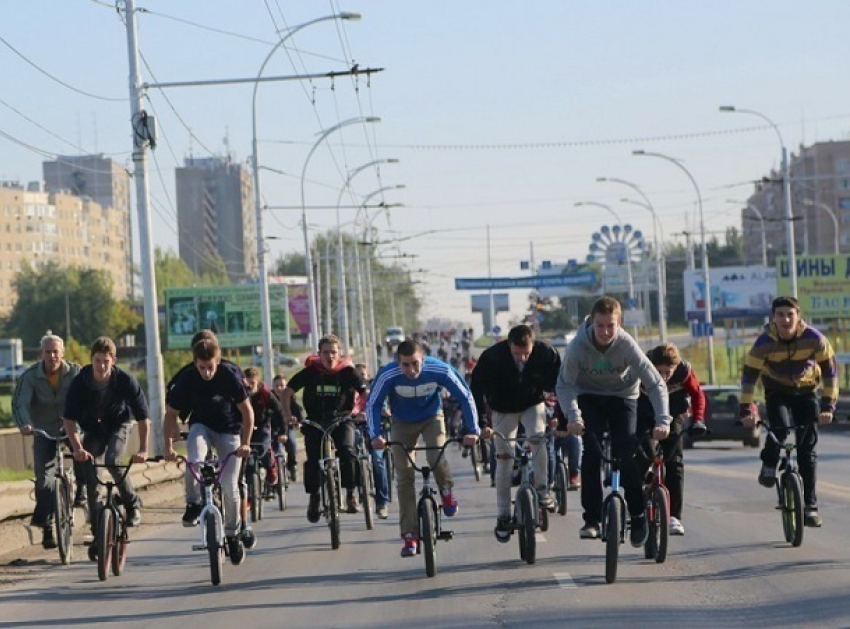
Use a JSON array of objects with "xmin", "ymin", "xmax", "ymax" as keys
[
  {"xmin": 12, "ymin": 332, "xmax": 82, "ymax": 549},
  {"xmin": 243, "ymin": 366, "xmax": 285, "ymax": 508},
  {"xmin": 471, "ymin": 324, "xmax": 560, "ymax": 543},
  {"xmin": 740, "ymin": 295, "xmax": 838, "ymax": 528},
  {"xmin": 354, "ymin": 362, "xmax": 390, "ymax": 520},
  {"xmin": 549, "ymin": 397, "xmax": 582, "ymax": 490},
  {"xmin": 280, "ymin": 335, "xmax": 367, "ymax": 522},
  {"xmin": 164, "ymin": 336, "xmax": 254, "ymax": 566},
  {"xmin": 272, "ymin": 374, "xmax": 302, "ymax": 482},
  {"xmin": 556, "ymin": 296, "xmax": 670, "ymax": 546},
  {"xmin": 62, "ymin": 336, "xmax": 150, "ymax": 550},
  {"xmin": 368, "ymin": 339, "xmax": 479, "ymax": 558},
  {"xmin": 637, "ymin": 343, "xmax": 706, "ymax": 536}
]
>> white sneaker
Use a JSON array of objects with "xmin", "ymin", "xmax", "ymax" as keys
[{"xmin": 669, "ymin": 516, "xmax": 685, "ymax": 536}]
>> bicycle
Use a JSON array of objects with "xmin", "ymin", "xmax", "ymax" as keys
[
  {"xmin": 302, "ymin": 415, "xmax": 355, "ymax": 550},
  {"xmin": 462, "ymin": 441, "xmax": 482, "ymax": 482},
  {"xmin": 245, "ymin": 442, "xmax": 267, "ymax": 523},
  {"xmin": 385, "ymin": 437, "xmax": 460, "ymax": 577},
  {"xmin": 30, "ymin": 429, "xmax": 77, "ymax": 565},
  {"xmin": 88, "ymin": 461, "xmax": 135, "ymax": 582},
  {"xmin": 353, "ymin": 423, "xmax": 376, "ymax": 530},
  {"xmin": 491, "ymin": 430, "xmax": 548, "ymax": 565},
  {"xmin": 760, "ymin": 421, "xmax": 810, "ymax": 548},
  {"xmin": 271, "ymin": 438, "xmax": 287, "ymax": 512},
  {"xmin": 179, "ymin": 451, "xmax": 237, "ymax": 586},
  {"xmin": 552, "ymin": 441, "xmax": 569, "ymax": 518}
]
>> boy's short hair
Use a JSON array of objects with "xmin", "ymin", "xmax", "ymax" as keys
[
  {"xmin": 397, "ymin": 339, "xmax": 422, "ymax": 357},
  {"xmin": 508, "ymin": 324, "xmax": 534, "ymax": 346},
  {"xmin": 90, "ymin": 336, "xmax": 117, "ymax": 359},
  {"xmin": 193, "ymin": 338, "xmax": 220, "ymax": 362},
  {"xmin": 243, "ymin": 366, "xmax": 260, "ymax": 379},
  {"xmin": 647, "ymin": 343, "xmax": 681, "ymax": 367},
  {"xmin": 318, "ymin": 335, "xmax": 341, "ymax": 351},
  {"xmin": 771, "ymin": 296, "xmax": 800, "ymax": 314},
  {"xmin": 590, "ymin": 296, "xmax": 622, "ymax": 320}
]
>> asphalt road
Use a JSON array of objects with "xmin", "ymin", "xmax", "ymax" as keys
[{"xmin": 3, "ymin": 433, "xmax": 850, "ymax": 628}]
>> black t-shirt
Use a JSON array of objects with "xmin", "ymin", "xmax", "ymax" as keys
[
  {"xmin": 64, "ymin": 366, "xmax": 149, "ymax": 436},
  {"xmin": 287, "ymin": 364, "xmax": 366, "ymax": 425},
  {"xmin": 166, "ymin": 362, "xmax": 248, "ymax": 435}
]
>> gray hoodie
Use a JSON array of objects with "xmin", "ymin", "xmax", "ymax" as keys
[
  {"xmin": 556, "ymin": 319, "xmax": 671, "ymax": 428},
  {"xmin": 12, "ymin": 360, "xmax": 81, "ymax": 436}
]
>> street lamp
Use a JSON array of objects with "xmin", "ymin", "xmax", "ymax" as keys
[
  {"xmin": 597, "ymin": 177, "xmax": 667, "ymax": 343},
  {"xmin": 801, "ymin": 199, "xmax": 840, "ymax": 254},
  {"xmin": 633, "ymin": 150, "xmax": 716, "ymax": 384},
  {"xmin": 335, "ymin": 158, "xmax": 399, "ymax": 354},
  {"xmin": 251, "ymin": 11, "xmax": 361, "ymax": 377},
  {"xmin": 719, "ymin": 105, "xmax": 797, "ymax": 297},
  {"xmin": 300, "ymin": 116, "xmax": 381, "ymax": 349},
  {"xmin": 574, "ymin": 201, "xmax": 623, "ymax": 225},
  {"xmin": 726, "ymin": 199, "xmax": 768, "ymax": 266}
]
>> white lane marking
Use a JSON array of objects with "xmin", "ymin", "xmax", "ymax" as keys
[{"xmin": 554, "ymin": 572, "xmax": 577, "ymax": 589}]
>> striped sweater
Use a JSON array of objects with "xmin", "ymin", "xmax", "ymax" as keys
[{"xmin": 740, "ymin": 320, "xmax": 838, "ymax": 413}]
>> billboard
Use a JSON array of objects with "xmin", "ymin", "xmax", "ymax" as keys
[
  {"xmin": 684, "ymin": 265, "xmax": 776, "ymax": 321},
  {"xmin": 776, "ymin": 255, "xmax": 850, "ymax": 318},
  {"xmin": 166, "ymin": 284, "xmax": 290, "ymax": 349},
  {"xmin": 470, "ymin": 293, "xmax": 510, "ymax": 313}
]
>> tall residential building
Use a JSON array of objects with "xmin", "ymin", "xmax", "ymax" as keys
[
  {"xmin": 175, "ymin": 156, "xmax": 256, "ymax": 282},
  {"xmin": 0, "ymin": 182, "xmax": 130, "ymax": 316},
  {"xmin": 744, "ymin": 139, "xmax": 850, "ymax": 263},
  {"xmin": 42, "ymin": 154, "xmax": 133, "ymax": 293}
]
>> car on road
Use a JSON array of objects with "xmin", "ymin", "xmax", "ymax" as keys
[
  {"xmin": 385, "ymin": 326, "xmax": 405, "ymax": 348},
  {"xmin": 683, "ymin": 384, "xmax": 761, "ymax": 449},
  {"xmin": 0, "ymin": 363, "xmax": 27, "ymax": 382}
]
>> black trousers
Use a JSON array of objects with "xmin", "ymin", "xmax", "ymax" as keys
[{"xmin": 302, "ymin": 421, "xmax": 357, "ymax": 495}]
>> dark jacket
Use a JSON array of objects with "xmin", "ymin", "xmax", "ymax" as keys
[
  {"xmin": 63, "ymin": 365, "xmax": 149, "ymax": 436},
  {"xmin": 470, "ymin": 339, "xmax": 561, "ymax": 419}
]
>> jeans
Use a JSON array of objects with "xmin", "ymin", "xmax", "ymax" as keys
[
  {"xmin": 491, "ymin": 404, "xmax": 547, "ymax": 519},
  {"xmin": 283, "ymin": 425, "xmax": 298, "ymax": 474},
  {"xmin": 553, "ymin": 434, "xmax": 582, "ymax": 478},
  {"xmin": 302, "ymin": 421, "xmax": 357, "ymax": 495},
  {"xmin": 185, "ymin": 424, "xmax": 242, "ymax": 536},
  {"xmin": 356, "ymin": 426, "xmax": 389, "ymax": 507},
  {"xmin": 82, "ymin": 422, "xmax": 137, "ymax": 536}
]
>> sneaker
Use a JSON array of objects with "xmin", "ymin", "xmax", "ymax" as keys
[
  {"xmin": 73, "ymin": 486, "xmax": 87, "ymax": 508},
  {"xmin": 41, "ymin": 527, "xmax": 57, "ymax": 550},
  {"xmin": 263, "ymin": 483, "xmax": 276, "ymax": 501},
  {"xmin": 400, "ymin": 532, "xmax": 418, "ymax": 557},
  {"xmin": 125, "ymin": 504, "xmax": 141, "ymax": 528},
  {"xmin": 346, "ymin": 492, "xmax": 360, "ymax": 514},
  {"xmin": 630, "ymin": 515, "xmax": 648, "ymax": 548},
  {"xmin": 669, "ymin": 516, "xmax": 685, "ymax": 536},
  {"xmin": 306, "ymin": 493, "xmax": 321, "ymax": 523},
  {"xmin": 440, "ymin": 489, "xmax": 458, "ymax": 517},
  {"xmin": 494, "ymin": 517, "xmax": 512, "ymax": 543},
  {"xmin": 758, "ymin": 465, "xmax": 777, "ymax": 488},
  {"xmin": 226, "ymin": 535, "xmax": 245, "ymax": 566},
  {"xmin": 182, "ymin": 502, "xmax": 202, "ymax": 528},
  {"xmin": 569, "ymin": 474, "xmax": 581, "ymax": 491},
  {"xmin": 241, "ymin": 526, "xmax": 257, "ymax": 549},
  {"xmin": 804, "ymin": 510, "xmax": 823, "ymax": 528},
  {"xmin": 537, "ymin": 486, "xmax": 554, "ymax": 509},
  {"xmin": 376, "ymin": 503, "xmax": 389, "ymax": 520},
  {"xmin": 87, "ymin": 543, "xmax": 97, "ymax": 562},
  {"xmin": 580, "ymin": 523, "xmax": 600, "ymax": 539},
  {"xmin": 289, "ymin": 467, "xmax": 298, "ymax": 482}
]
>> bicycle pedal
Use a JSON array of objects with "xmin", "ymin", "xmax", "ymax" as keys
[
  {"xmin": 191, "ymin": 544, "xmax": 208, "ymax": 551},
  {"xmin": 437, "ymin": 530, "xmax": 454, "ymax": 541}
]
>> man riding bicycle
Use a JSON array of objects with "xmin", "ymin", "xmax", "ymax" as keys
[
  {"xmin": 164, "ymin": 336, "xmax": 254, "ymax": 566},
  {"xmin": 556, "ymin": 296, "xmax": 670, "ymax": 547},
  {"xmin": 243, "ymin": 367, "xmax": 286, "ymax": 500},
  {"xmin": 471, "ymin": 324, "xmax": 561, "ymax": 543},
  {"xmin": 368, "ymin": 339, "xmax": 479, "ymax": 558},
  {"xmin": 740, "ymin": 296, "xmax": 838, "ymax": 528},
  {"xmin": 272, "ymin": 374, "xmax": 303, "ymax": 482}
]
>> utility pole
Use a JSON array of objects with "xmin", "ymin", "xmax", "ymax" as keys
[{"xmin": 124, "ymin": 0, "xmax": 165, "ymax": 454}]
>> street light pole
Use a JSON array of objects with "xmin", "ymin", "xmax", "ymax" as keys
[
  {"xmin": 574, "ymin": 200, "xmax": 623, "ymax": 225},
  {"xmin": 597, "ymin": 177, "xmax": 667, "ymax": 344},
  {"xmin": 726, "ymin": 199, "xmax": 768, "ymax": 266},
  {"xmin": 300, "ymin": 116, "xmax": 381, "ymax": 349},
  {"xmin": 802, "ymin": 199, "xmax": 840, "ymax": 254},
  {"xmin": 634, "ymin": 150, "xmax": 716, "ymax": 384},
  {"xmin": 251, "ymin": 12, "xmax": 361, "ymax": 377},
  {"xmin": 719, "ymin": 105, "xmax": 797, "ymax": 297},
  {"xmin": 334, "ymin": 158, "xmax": 399, "ymax": 354}
]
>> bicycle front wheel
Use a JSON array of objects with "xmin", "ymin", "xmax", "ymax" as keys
[
  {"xmin": 111, "ymin": 518, "xmax": 128, "ymax": 576},
  {"xmin": 650, "ymin": 486, "xmax": 670, "ymax": 564},
  {"xmin": 470, "ymin": 446, "xmax": 481, "ymax": 482},
  {"xmin": 419, "ymin": 499, "xmax": 437, "ymax": 577},
  {"xmin": 250, "ymin": 469, "xmax": 262, "ymax": 523},
  {"xmin": 385, "ymin": 449, "xmax": 395, "ymax": 503},
  {"xmin": 205, "ymin": 510, "xmax": 223, "ymax": 586},
  {"xmin": 518, "ymin": 487, "xmax": 536, "ymax": 565},
  {"xmin": 276, "ymin": 455, "xmax": 287, "ymax": 511},
  {"xmin": 326, "ymin": 471, "xmax": 341, "ymax": 550},
  {"xmin": 96, "ymin": 507, "xmax": 114, "ymax": 581},
  {"xmin": 360, "ymin": 459, "xmax": 375, "ymax": 531},
  {"xmin": 54, "ymin": 475, "xmax": 73, "ymax": 565},
  {"xmin": 605, "ymin": 498, "xmax": 622, "ymax": 584},
  {"xmin": 555, "ymin": 460, "xmax": 568, "ymax": 517},
  {"xmin": 782, "ymin": 471, "xmax": 804, "ymax": 547}
]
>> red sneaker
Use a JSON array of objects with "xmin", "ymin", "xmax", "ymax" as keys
[
  {"xmin": 440, "ymin": 489, "xmax": 458, "ymax": 517},
  {"xmin": 400, "ymin": 532, "xmax": 418, "ymax": 557}
]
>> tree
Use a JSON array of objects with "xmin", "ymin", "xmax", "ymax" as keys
[{"xmin": 272, "ymin": 251, "xmax": 306, "ymax": 276}]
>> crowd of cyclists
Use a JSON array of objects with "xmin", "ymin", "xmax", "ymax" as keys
[{"xmin": 10, "ymin": 293, "xmax": 838, "ymax": 568}]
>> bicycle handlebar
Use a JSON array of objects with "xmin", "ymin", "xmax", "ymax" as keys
[
  {"xmin": 174, "ymin": 451, "xmax": 239, "ymax": 485},
  {"xmin": 28, "ymin": 428, "xmax": 68, "ymax": 442},
  {"xmin": 384, "ymin": 437, "xmax": 461, "ymax": 473}
]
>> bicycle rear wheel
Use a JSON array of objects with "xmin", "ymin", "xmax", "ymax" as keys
[
  {"xmin": 651, "ymin": 486, "xmax": 670, "ymax": 564},
  {"xmin": 54, "ymin": 475, "xmax": 73, "ymax": 565},
  {"xmin": 419, "ymin": 499, "xmax": 437, "ymax": 577},
  {"xmin": 360, "ymin": 459, "xmax": 375, "ymax": 531},
  {"xmin": 96, "ymin": 507, "xmax": 113, "ymax": 581},
  {"xmin": 327, "ymin": 471, "xmax": 341, "ymax": 550},
  {"xmin": 605, "ymin": 498, "xmax": 622, "ymax": 584},
  {"xmin": 470, "ymin": 446, "xmax": 481, "ymax": 482},
  {"xmin": 555, "ymin": 460, "xmax": 568, "ymax": 516},
  {"xmin": 111, "ymin": 518, "xmax": 128, "ymax": 576},
  {"xmin": 781, "ymin": 472, "xmax": 804, "ymax": 547},
  {"xmin": 205, "ymin": 510, "xmax": 223, "ymax": 586},
  {"xmin": 518, "ymin": 487, "xmax": 536, "ymax": 565},
  {"xmin": 276, "ymin": 454, "xmax": 287, "ymax": 511}
]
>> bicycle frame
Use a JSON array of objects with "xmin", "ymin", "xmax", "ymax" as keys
[
  {"xmin": 31, "ymin": 429, "xmax": 77, "ymax": 563},
  {"xmin": 301, "ymin": 417, "xmax": 351, "ymax": 513},
  {"xmin": 181, "ymin": 452, "xmax": 237, "ymax": 553}
]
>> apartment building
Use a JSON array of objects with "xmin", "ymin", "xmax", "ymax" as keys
[
  {"xmin": 0, "ymin": 183, "xmax": 130, "ymax": 316},
  {"xmin": 175, "ymin": 156, "xmax": 256, "ymax": 283}
]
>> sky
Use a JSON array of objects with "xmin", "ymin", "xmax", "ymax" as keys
[{"xmin": 2, "ymin": 1, "xmax": 850, "ymax": 333}]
